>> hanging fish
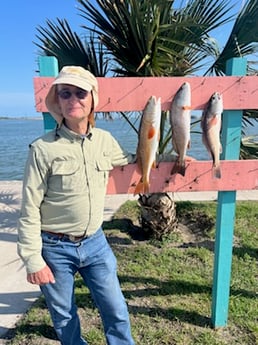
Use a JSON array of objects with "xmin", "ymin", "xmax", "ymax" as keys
[
  {"xmin": 201, "ymin": 92, "xmax": 223, "ymax": 179},
  {"xmin": 169, "ymin": 82, "xmax": 191, "ymax": 176},
  {"xmin": 134, "ymin": 95, "xmax": 161, "ymax": 195}
]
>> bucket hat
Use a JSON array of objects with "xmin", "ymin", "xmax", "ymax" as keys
[{"xmin": 45, "ymin": 66, "xmax": 99, "ymax": 125}]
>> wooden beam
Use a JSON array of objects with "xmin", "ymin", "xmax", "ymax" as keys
[
  {"xmin": 34, "ymin": 75, "xmax": 258, "ymax": 113},
  {"xmin": 212, "ymin": 57, "xmax": 246, "ymax": 328},
  {"xmin": 38, "ymin": 56, "xmax": 58, "ymax": 132},
  {"xmin": 106, "ymin": 160, "xmax": 258, "ymax": 194}
]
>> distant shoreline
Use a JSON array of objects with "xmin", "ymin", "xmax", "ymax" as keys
[{"xmin": 0, "ymin": 116, "xmax": 42, "ymax": 120}]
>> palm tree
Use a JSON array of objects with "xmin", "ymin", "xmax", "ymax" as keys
[
  {"xmin": 78, "ymin": 0, "xmax": 232, "ymax": 76},
  {"xmin": 35, "ymin": 0, "xmax": 258, "ymax": 239}
]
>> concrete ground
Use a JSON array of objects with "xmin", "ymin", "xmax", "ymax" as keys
[{"xmin": 0, "ymin": 180, "xmax": 257, "ymax": 342}]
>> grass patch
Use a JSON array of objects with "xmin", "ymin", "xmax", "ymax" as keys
[{"xmin": 5, "ymin": 200, "xmax": 258, "ymax": 345}]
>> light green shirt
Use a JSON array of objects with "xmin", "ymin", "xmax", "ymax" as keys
[{"xmin": 17, "ymin": 124, "xmax": 134, "ymax": 273}]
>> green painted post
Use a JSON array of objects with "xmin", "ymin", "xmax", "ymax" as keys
[
  {"xmin": 38, "ymin": 56, "xmax": 59, "ymax": 132},
  {"xmin": 211, "ymin": 57, "xmax": 247, "ymax": 327}
]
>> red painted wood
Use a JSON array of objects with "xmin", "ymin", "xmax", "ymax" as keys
[
  {"xmin": 34, "ymin": 75, "xmax": 258, "ymax": 112},
  {"xmin": 107, "ymin": 160, "xmax": 258, "ymax": 194}
]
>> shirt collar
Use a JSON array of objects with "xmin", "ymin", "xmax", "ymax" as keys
[{"xmin": 56, "ymin": 123, "xmax": 93, "ymax": 142}]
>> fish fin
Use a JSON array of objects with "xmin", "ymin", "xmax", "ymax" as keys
[
  {"xmin": 171, "ymin": 160, "xmax": 186, "ymax": 176},
  {"xmin": 182, "ymin": 105, "xmax": 191, "ymax": 110},
  {"xmin": 213, "ymin": 165, "xmax": 221, "ymax": 179},
  {"xmin": 208, "ymin": 115, "xmax": 218, "ymax": 128},
  {"xmin": 134, "ymin": 180, "xmax": 150, "ymax": 195},
  {"xmin": 148, "ymin": 126, "xmax": 156, "ymax": 139}
]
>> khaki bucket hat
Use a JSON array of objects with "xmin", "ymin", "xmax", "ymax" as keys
[{"xmin": 45, "ymin": 66, "xmax": 99, "ymax": 125}]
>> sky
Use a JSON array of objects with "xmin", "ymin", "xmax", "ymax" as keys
[
  {"xmin": 0, "ymin": 0, "xmax": 83, "ymax": 117},
  {"xmin": 0, "ymin": 0, "xmax": 245, "ymax": 118}
]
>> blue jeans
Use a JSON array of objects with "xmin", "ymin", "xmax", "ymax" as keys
[{"xmin": 40, "ymin": 228, "xmax": 135, "ymax": 345}]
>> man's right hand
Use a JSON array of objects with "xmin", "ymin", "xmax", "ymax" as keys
[{"xmin": 27, "ymin": 265, "xmax": 55, "ymax": 285}]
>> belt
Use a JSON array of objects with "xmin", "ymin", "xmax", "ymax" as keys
[{"xmin": 42, "ymin": 230, "xmax": 87, "ymax": 243}]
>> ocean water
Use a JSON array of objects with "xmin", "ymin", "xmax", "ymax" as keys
[{"xmin": 0, "ymin": 117, "xmax": 257, "ymax": 180}]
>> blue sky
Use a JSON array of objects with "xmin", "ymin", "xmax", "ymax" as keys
[
  {"xmin": 0, "ymin": 0, "xmax": 244, "ymax": 117},
  {"xmin": 0, "ymin": 0, "xmax": 82, "ymax": 117}
]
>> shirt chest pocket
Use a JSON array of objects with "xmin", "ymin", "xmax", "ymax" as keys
[
  {"xmin": 49, "ymin": 160, "xmax": 82, "ymax": 192},
  {"xmin": 94, "ymin": 158, "xmax": 113, "ymax": 188}
]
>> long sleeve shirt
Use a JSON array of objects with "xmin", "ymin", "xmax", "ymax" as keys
[{"xmin": 17, "ymin": 124, "xmax": 134, "ymax": 273}]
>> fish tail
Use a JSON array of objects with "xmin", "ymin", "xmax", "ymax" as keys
[
  {"xmin": 171, "ymin": 160, "xmax": 186, "ymax": 176},
  {"xmin": 213, "ymin": 164, "xmax": 221, "ymax": 179},
  {"xmin": 134, "ymin": 180, "xmax": 150, "ymax": 195}
]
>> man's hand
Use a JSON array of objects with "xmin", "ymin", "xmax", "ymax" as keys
[{"xmin": 27, "ymin": 265, "xmax": 55, "ymax": 285}]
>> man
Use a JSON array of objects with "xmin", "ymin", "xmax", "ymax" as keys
[{"xmin": 17, "ymin": 66, "xmax": 135, "ymax": 345}]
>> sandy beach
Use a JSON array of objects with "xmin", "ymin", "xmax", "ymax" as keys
[{"xmin": 0, "ymin": 180, "xmax": 257, "ymax": 341}]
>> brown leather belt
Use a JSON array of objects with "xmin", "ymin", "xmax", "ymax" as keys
[{"xmin": 42, "ymin": 230, "xmax": 87, "ymax": 243}]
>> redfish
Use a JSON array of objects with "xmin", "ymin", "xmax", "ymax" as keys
[
  {"xmin": 201, "ymin": 92, "xmax": 223, "ymax": 179},
  {"xmin": 134, "ymin": 95, "xmax": 161, "ymax": 195},
  {"xmin": 169, "ymin": 82, "xmax": 191, "ymax": 176}
]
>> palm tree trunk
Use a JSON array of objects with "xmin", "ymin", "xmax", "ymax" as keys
[{"xmin": 138, "ymin": 192, "xmax": 177, "ymax": 240}]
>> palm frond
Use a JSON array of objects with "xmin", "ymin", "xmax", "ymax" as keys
[
  {"xmin": 207, "ymin": 0, "xmax": 258, "ymax": 75},
  {"xmin": 181, "ymin": 0, "xmax": 235, "ymax": 34},
  {"xmin": 34, "ymin": 18, "xmax": 109, "ymax": 76},
  {"xmin": 78, "ymin": 0, "xmax": 170, "ymax": 76},
  {"xmin": 240, "ymin": 136, "xmax": 258, "ymax": 159}
]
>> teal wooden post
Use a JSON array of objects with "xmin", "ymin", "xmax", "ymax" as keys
[
  {"xmin": 38, "ymin": 56, "xmax": 59, "ymax": 133},
  {"xmin": 211, "ymin": 57, "xmax": 247, "ymax": 327}
]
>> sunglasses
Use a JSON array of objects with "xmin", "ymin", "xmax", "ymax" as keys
[{"xmin": 58, "ymin": 89, "xmax": 89, "ymax": 100}]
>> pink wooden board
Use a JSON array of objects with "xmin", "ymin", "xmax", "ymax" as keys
[
  {"xmin": 34, "ymin": 75, "xmax": 258, "ymax": 112},
  {"xmin": 107, "ymin": 160, "xmax": 258, "ymax": 194}
]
